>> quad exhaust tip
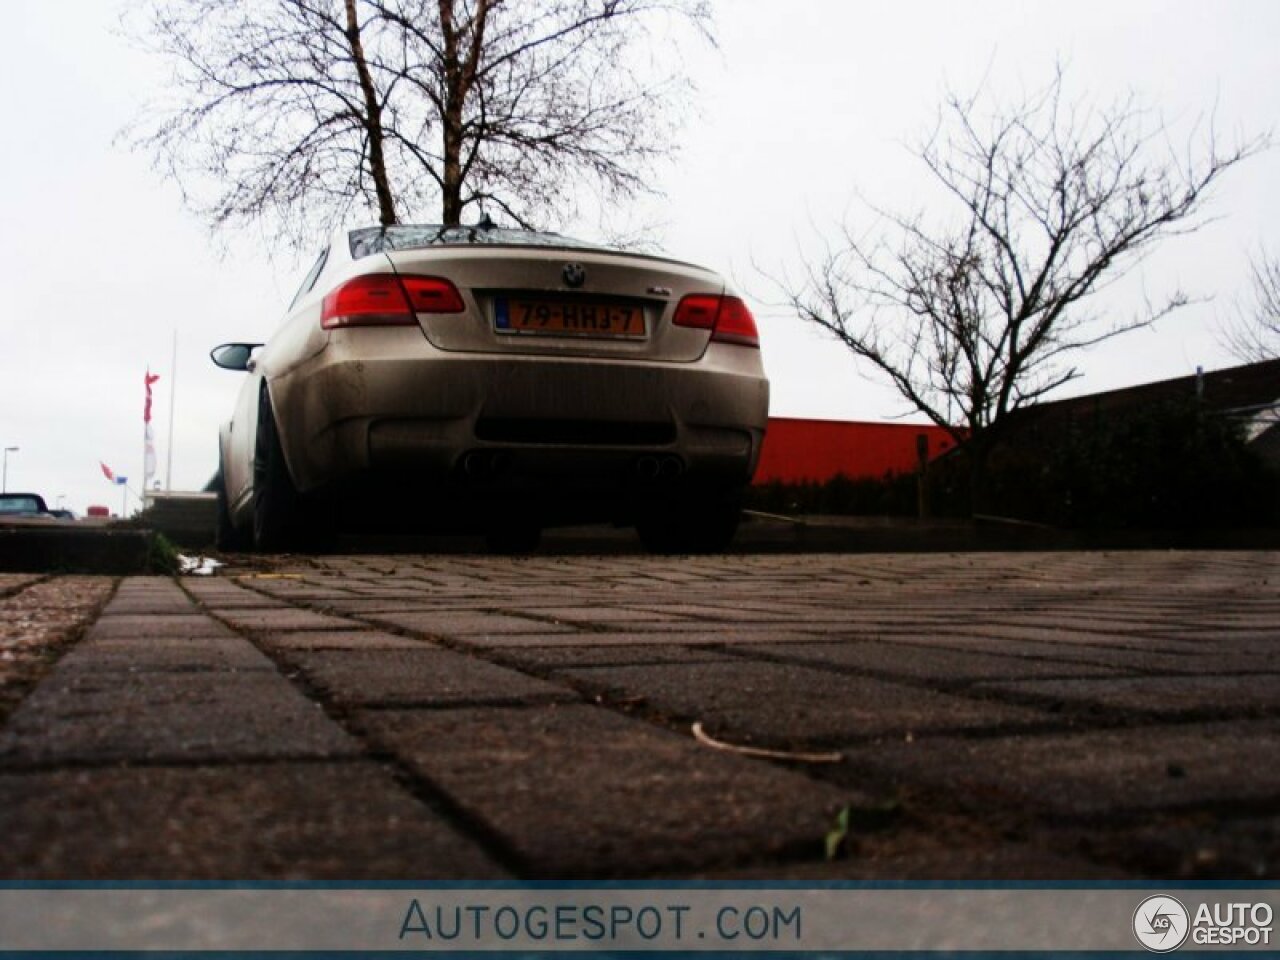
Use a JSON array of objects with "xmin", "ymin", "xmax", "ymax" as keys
[
  {"xmin": 636, "ymin": 455, "xmax": 684, "ymax": 481},
  {"xmin": 461, "ymin": 450, "xmax": 511, "ymax": 478}
]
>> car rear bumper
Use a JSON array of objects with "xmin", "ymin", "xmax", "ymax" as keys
[{"xmin": 268, "ymin": 328, "xmax": 769, "ymax": 496}]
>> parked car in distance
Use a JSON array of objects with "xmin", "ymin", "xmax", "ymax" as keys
[
  {"xmin": 211, "ymin": 222, "xmax": 769, "ymax": 553},
  {"xmin": 0, "ymin": 493, "xmax": 49, "ymax": 517}
]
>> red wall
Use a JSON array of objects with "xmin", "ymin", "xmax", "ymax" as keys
[{"xmin": 754, "ymin": 418, "xmax": 958, "ymax": 484}]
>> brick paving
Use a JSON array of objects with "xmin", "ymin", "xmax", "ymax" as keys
[{"xmin": 0, "ymin": 550, "xmax": 1276, "ymax": 879}]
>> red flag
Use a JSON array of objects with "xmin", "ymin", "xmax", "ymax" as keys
[
  {"xmin": 100, "ymin": 462, "xmax": 115, "ymax": 482},
  {"xmin": 144, "ymin": 370, "xmax": 160, "ymax": 424}
]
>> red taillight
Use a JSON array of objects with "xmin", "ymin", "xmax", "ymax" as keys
[
  {"xmin": 712, "ymin": 296, "xmax": 761, "ymax": 347},
  {"xmin": 672, "ymin": 294, "xmax": 721, "ymax": 330},
  {"xmin": 320, "ymin": 274, "xmax": 464, "ymax": 329},
  {"xmin": 400, "ymin": 275, "xmax": 465, "ymax": 314},
  {"xmin": 672, "ymin": 294, "xmax": 760, "ymax": 348},
  {"xmin": 321, "ymin": 275, "xmax": 413, "ymax": 329}
]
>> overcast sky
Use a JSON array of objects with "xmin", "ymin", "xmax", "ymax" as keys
[{"xmin": 3, "ymin": 0, "xmax": 1278, "ymax": 514}]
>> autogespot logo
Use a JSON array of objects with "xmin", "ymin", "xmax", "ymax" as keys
[{"xmin": 1134, "ymin": 895, "xmax": 1190, "ymax": 952}]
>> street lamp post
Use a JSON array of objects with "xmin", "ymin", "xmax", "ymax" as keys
[{"xmin": 1, "ymin": 447, "xmax": 16, "ymax": 493}]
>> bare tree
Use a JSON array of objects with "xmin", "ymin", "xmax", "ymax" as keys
[
  {"xmin": 127, "ymin": 0, "xmax": 710, "ymax": 244},
  {"xmin": 1222, "ymin": 250, "xmax": 1280, "ymax": 362},
  {"xmin": 783, "ymin": 70, "xmax": 1263, "ymax": 505}
]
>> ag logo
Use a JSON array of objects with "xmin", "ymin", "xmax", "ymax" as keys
[
  {"xmin": 1133, "ymin": 895, "xmax": 1190, "ymax": 952},
  {"xmin": 562, "ymin": 262, "xmax": 586, "ymax": 288}
]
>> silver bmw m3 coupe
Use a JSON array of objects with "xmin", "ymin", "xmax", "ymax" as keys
[{"xmin": 211, "ymin": 223, "xmax": 769, "ymax": 553}]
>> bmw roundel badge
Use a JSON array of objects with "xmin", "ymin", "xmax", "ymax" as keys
[{"xmin": 562, "ymin": 262, "xmax": 586, "ymax": 288}]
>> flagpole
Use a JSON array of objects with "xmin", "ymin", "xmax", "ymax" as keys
[
  {"xmin": 166, "ymin": 330, "xmax": 177, "ymax": 491},
  {"xmin": 140, "ymin": 382, "xmax": 147, "ymax": 517}
]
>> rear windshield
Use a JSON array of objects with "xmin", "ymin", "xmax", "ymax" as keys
[
  {"xmin": 0, "ymin": 495, "xmax": 41, "ymax": 514},
  {"xmin": 349, "ymin": 224, "xmax": 606, "ymax": 259}
]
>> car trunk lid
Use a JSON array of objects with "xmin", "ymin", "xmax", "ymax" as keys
[{"xmin": 380, "ymin": 246, "xmax": 723, "ymax": 363}]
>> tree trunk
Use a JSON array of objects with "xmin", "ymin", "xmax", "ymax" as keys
[
  {"xmin": 437, "ymin": 0, "xmax": 489, "ymax": 226},
  {"xmin": 344, "ymin": 0, "xmax": 397, "ymax": 226},
  {"xmin": 441, "ymin": 101, "xmax": 464, "ymax": 225},
  {"xmin": 438, "ymin": 0, "xmax": 464, "ymax": 225}
]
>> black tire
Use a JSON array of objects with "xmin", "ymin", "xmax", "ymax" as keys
[
  {"xmin": 214, "ymin": 458, "xmax": 249, "ymax": 551},
  {"xmin": 484, "ymin": 521, "xmax": 542, "ymax": 555},
  {"xmin": 252, "ymin": 387, "xmax": 303, "ymax": 552},
  {"xmin": 637, "ymin": 487, "xmax": 743, "ymax": 555}
]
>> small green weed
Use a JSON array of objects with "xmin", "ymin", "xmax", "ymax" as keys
[
  {"xmin": 146, "ymin": 532, "xmax": 181, "ymax": 575},
  {"xmin": 824, "ymin": 800, "xmax": 903, "ymax": 861}
]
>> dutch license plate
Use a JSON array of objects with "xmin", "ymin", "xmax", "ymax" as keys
[{"xmin": 494, "ymin": 298, "xmax": 646, "ymax": 338}]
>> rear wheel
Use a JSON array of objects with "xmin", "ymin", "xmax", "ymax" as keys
[
  {"xmin": 252, "ymin": 387, "xmax": 304, "ymax": 552},
  {"xmin": 637, "ymin": 486, "xmax": 743, "ymax": 555},
  {"xmin": 214, "ymin": 458, "xmax": 248, "ymax": 551}
]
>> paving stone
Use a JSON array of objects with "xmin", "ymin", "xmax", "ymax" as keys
[
  {"xmin": 1157, "ymin": 627, "xmax": 1280, "ymax": 644},
  {"xmin": 182, "ymin": 580, "xmax": 290, "ymax": 609},
  {"xmin": 0, "ymin": 763, "xmax": 502, "ymax": 879},
  {"xmin": 826, "ymin": 617, "xmax": 998, "ymax": 634},
  {"xmin": 1160, "ymin": 612, "xmax": 1280, "ymax": 629},
  {"xmin": 463, "ymin": 630, "xmax": 823, "ymax": 649},
  {"xmin": 217, "ymin": 608, "xmax": 363, "ymax": 631},
  {"xmin": 886, "ymin": 633, "xmax": 1263, "ymax": 674},
  {"xmin": 111, "ymin": 576, "xmax": 189, "ymax": 595},
  {"xmin": 522, "ymin": 606, "xmax": 708, "ymax": 625},
  {"xmin": 0, "ymin": 669, "xmax": 360, "ymax": 767},
  {"xmin": 107, "ymin": 587, "xmax": 193, "ymax": 613},
  {"xmin": 590, "ymin": 621, "xmax": 853, "ymax": 635},
  {"xmin": 556, "ymin": 661, "xmax": 1049, "ymax": 746},
  {"xmin": 250, "ymin": 591, "xmax": 366, "ymax": 607},
  {"xmin": 60, "ymin": 633, "xmax": 277, "ymax": 672},
  {"xmin": 84, "ymin": 614, "xmax": 237, "ymax": 641},
  {"xmin": 930, "ymin": 623, "xmax": 1203, "ymax": 649},
  {"xmin": 95, "ymin": 599, "xmax": 197, "ymax": 616},
  {"xmin": 359, "ymin": 704, "xmax": 855, "ymax": 876},
  {"xmin": 495, "ymin": 645, "xmax": 732, "ymax": 671},
  {"xmin": 973, "ymin": 674, "xmax": 1280, "ymax": 717},
  {"xmin": 282, "ymin": 649, "xmax": 571, "ymax": 707},
  {"xmin": 191, "ymin": 595, "xmax": 293, "ymax": 611},
  {"xmin": 99, "ymin": 591, "xmax": 195, "ymax": 619},
  {"xmin": 741, "ymin": 640, "xmax": 1130, "ymax": 682},
  {"xmin": 366, "ymin": 611, "xmax": 577, "ymax": 636},
  {"xmin": 839, "ymin": 720, "xmax": 1280, "ymax": 816},
  {"xmin": 983, "ymin": 615, "xmax": 1200, "ymax": 636},
  {"xmin": 245, "ymin": 579, "xmax": 359, "ymax": 595},
  {"xmin": 626, "ymin": 602, "xmax": 842, "ymax": 623},
  {"xmin": 313, "ymin": 598, "xmax": 455, "ymax": 614},
  {"xmin": 258, "ymin": 629, "xmax": 437, "ymax": 651}
]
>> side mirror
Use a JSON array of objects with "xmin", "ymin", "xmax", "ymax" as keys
[{"xmin": 210, "ymin": 343, "xmax": 263, "ymax": 372}]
